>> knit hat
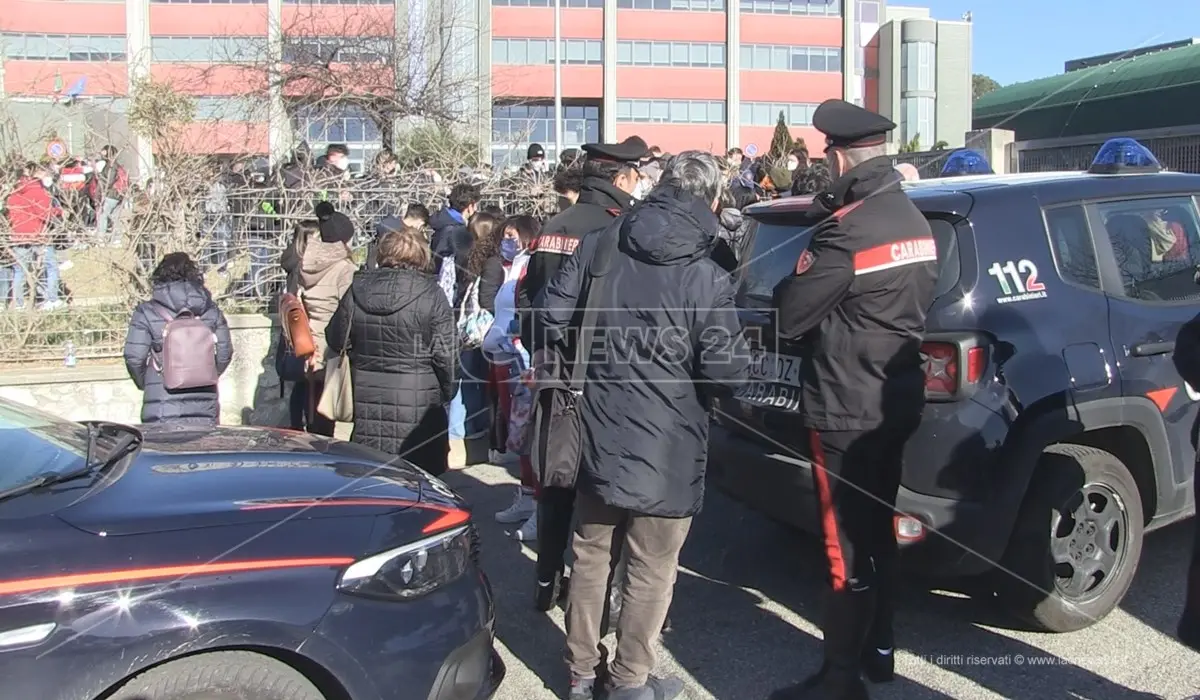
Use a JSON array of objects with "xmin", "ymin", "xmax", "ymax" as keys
[{"xmin": 315, "ymin": 201, "xmax": 354, "ymax": 243}]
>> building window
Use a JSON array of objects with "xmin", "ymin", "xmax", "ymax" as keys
[
  {"xmin": 900, "ymin": 96, "xmax": 934, "ymax": 146},
  {"xmin": 740, "ymin": 0, "xmax": 840, "ymax": 15},
  {"xmin": 491, "ymin": 103, "xmax": 601, "ymax": 168},
  {"xmin": 153, "ymin": 0, "xmax": 268, "ymax": 3},
  {"xmin": 151, "ymin": 36, "xmax": 261, "ymax": 63},
  {"xmin": 615, "ymin": 99, "xmax": 724, "ymax": 124},
  {"xmin": 293, "ymin": 105, "xmax": 382, "ymax": 173},
  {"xmin": 901, "ymin": 41, "xmax": 936, "ymax": 93},
  {"xmin": 494, "ymin": 0, "xmax": 605, "ymax": 5},
  {"xmin": 282, "ymin": 0, "xmax": 392, "ymax": 3},
  {"xmin": 740, "ymin": 101, "xmax": 818, "ymax": 126},
  {"xmin": 615, "ymin": 40, "xmax": 725, "ymax": 67},
  {"xmin": 1, "ymin": 34, "xmax": 126, "ymax": 62},
  {"xmin": 492, "ymin": 38, "xmax": 604, "ymax": 65},
  {"xmin": 282, "ymin": 36, "xmax": 391, "ymax": 64},
  {"xmin": 740, "ymin": 44, "xmax": 841, "ymax": 72},
  {"xmin": 616, "ymin": 0, "xmax": 726, "ymax": 11}
]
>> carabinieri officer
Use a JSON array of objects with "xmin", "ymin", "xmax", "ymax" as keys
[{"xmin": 768, "ymin": 99, "xmax": 939, "ymax": 700}]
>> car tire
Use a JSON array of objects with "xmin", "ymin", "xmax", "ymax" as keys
[
  {"xmin": 996, "ymin": 444, "xmax": 1144, "ymax": 633},
  {"xmin": 106, "ymin": 650, "xmax": 326, "ymax": 700}
]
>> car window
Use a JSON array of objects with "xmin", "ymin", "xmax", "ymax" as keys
[
  {"xmin": 1045, "ymin": 205, "xmax": 1101, "ymax": 289},
  {"xmin": 0, "ymin": 399, "xmax": 88, "ymax": 490},
  {"xmin": 1094, "ymin": 196, "xmax": 1200, "ymax": 302},
  {"xmin": 737, "ymin": 216, "xmax": 961, "ymax": 306}
]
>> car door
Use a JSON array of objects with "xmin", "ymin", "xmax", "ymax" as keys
[{"xmin": 1088, "ymin": 193, "xmax": 1200, "ymax": 506}]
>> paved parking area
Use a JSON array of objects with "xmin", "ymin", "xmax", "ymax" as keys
[{"xmin": 442, "ymin": 462, "xmax": 1200, "ymax": 700}]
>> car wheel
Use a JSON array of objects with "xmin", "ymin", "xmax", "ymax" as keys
[
  {"xmin": 106, "ymin": 650, "xmax": 326, "ymax": 700},
  {"xmin": 996, "ymin": 444, "xmax": 1144, "ymax": 633}
]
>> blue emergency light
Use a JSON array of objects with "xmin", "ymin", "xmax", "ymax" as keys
[
  {"xmin": 940, "ymin": 149, "xmax": 993, "ymax": 177},
  {"xmin": 1088, "ymin": 138, "xmax": 1163, "ymax": 174}
]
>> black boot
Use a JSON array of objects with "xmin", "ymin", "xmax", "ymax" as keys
[
  {"xmin": 767, "ymin": 589, "xmax": 875, "ymax": 700},
  {"xmin": 861, "ymin": 584, "xmax": 894, "ymax": 683}
]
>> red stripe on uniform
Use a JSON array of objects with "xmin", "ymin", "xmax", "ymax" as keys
[
  {"xmin": 0, "ymin": 558, "xmax": 355, "ymax": 597},
  {"xmin": 832, "ymin": 200, "xmax": 865, "ymax": 220},
  {"xmin": 853, "ymin": 237, "xmax": 937, "ymax": 275},
  {"xmin": 809, "ymin": 430, "xmax": 848, "ymax": 592}
]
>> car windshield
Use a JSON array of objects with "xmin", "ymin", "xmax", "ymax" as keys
[
  {"xmin": 737, "ymin": 215, "xmax": 962, "ymax": 307},
  {"xmin": 0, "ymin": 399, "xmax": 90, "ymax": 491}
]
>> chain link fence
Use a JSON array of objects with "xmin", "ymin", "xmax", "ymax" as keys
[{"xmin": 0, "ymin": 171, "xmax": 558, "ymax": 364}]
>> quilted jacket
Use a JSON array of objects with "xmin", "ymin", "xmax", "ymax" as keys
[{"xmin": 326, "ymin": 266, "xmax": 457, "ymax": 475}]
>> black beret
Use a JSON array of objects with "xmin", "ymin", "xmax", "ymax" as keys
[
  {"xmin": 583, "ymin": 136, "xmax": 649, "ymax": 164},
  {"xmin": 812, "ymin": 99, "xmax": 896, "ymax": 149}
]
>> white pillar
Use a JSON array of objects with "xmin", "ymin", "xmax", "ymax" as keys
[
  {"xmin": 602, "ymin": 0, "xmax": 617, "ymax": 141},
  {"xmin": 553, "ymin": 0, "xmax": 563, "ymax": 159},
  {"xmin": 725, "ymin": 0, "xmax": 740, "ymax": 151},
  {"xmin": 126, "ymin": 0, "xmax": 154, "ymax": 181},
  {"xmin": 267, "ymin": 0, "xmax": 290, "ymax": 166}
]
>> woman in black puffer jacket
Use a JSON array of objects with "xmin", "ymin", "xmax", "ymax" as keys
[
  {"xmin": 123, "ymin": 253, "xmax": 233, "ymax": 425},
  {"xmin": 326, "ymin": 228, "xmax": 457, "ymax": 475}
]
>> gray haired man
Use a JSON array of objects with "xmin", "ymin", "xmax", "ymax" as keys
[{"xmin": 534, "ymin": 151, "xmax": 750, "ymax": 700}]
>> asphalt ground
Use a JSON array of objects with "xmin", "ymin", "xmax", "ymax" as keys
[{"xmin": 441, "ymin": 462, "xmax": 1200, "ymax": 700}]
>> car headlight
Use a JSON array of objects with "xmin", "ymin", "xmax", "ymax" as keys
[{"xmin": 338, "ymin": 525, "xmax": 472, "ymax": 600}]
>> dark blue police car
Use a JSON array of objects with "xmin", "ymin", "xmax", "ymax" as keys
[
  {"xmin": 712, "ymin": 139, "xmax": 1200, "ymax": 632},
  {"xmin": 0, "ymin": 398, "xmax": 503, "ymax": 700}
]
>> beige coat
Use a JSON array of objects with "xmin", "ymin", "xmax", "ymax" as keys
[{"xmin": 296, "ymin": 235, "xmax": 356, "ymax": 372}]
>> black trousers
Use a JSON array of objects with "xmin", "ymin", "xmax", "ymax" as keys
[
  {"xmin": 810, "ymin": 422, "xmax": 915, "ymax": 653},
  {"xmin": 289, "ymin": 379, "xmax": 336, "ymax": 437},
  {"xmin": 537, "ymin": 485, "xmax": 576, "ymax": 583}
]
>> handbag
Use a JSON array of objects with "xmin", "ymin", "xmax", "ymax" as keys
[
  {"xmin": 529, "ymin": 225, "xmax": 619, "ymax": 489},
  {"xmin": 317, "ymin": 297, "xmax": 355, "ymax": 423},
  {"xmin": 279, "ymin": 292, "xmax": 316, "ymax": 358},
  {"xmin": 457, "ymin": 276, "xmax": 494, "ymax": 350}
]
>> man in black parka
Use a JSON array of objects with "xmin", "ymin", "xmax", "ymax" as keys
[
  {"xmin": 518, "ymin": 136, "xmax": 648, "ymax": 613},
  {"xmin": 536, "ymin": 150, "xmax": 748, "ymax": 700}
]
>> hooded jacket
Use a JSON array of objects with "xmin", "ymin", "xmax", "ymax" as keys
[
  {"xmin": 326, "ymin": 266, "xmax": 457, "ymax": 475},
  {"xmin": 123, "ymin": 280, "xmax": 234, "ymax": 425},
  {"xmin": 534, "ymin": 185, "xmax": 750, "ymax": 517},
  {"xmin": 295, "ymin": 234, "xmax": 356, "ymax": 372}
]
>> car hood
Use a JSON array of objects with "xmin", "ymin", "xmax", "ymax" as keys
[{"xmin": 57, "ymin": 425, "xmax": 431, "ymax": 536}]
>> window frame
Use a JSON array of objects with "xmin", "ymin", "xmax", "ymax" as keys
[
  {"xmin": 1042, "ymin": 203, "xmax": 1105, "ymax": 295},
  {"xmin": 1082, "ymin": 194, "xmax": 1200, "ymax": 306}
]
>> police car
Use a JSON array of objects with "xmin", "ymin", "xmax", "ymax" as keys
[{"xmin": 711, "ymin": 139, "xmax": 1200, "ymax": 633}]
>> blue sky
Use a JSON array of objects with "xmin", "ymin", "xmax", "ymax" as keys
[{"xmin": 916, "ymin": 0, "xmax": 1200, "ymax": 85}]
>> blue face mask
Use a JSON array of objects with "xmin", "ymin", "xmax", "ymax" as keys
[{"xmin": 500, "ymin": 238, "xmax": 519, "ymax": 261}]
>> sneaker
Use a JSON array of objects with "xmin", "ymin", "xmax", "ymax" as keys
[
  {"xmin": 495, "ymin": 487, "xmax": 536, "ymax": 524},
  {"xmin": 607, "ymin": 675, "xmax": 684, "ymax": 700},
  {"xmin": 568, "ymin": 676, "xmax": 596, "ymax": 700},
  {"xmin": 512, "ymin": 514, "xmax": 538, "ymax": 541}
]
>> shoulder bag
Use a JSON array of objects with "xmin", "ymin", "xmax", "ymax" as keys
[
  {"xmin": 530, "ymin": 225, "xmax": 620, "ymax": 489},
  {"xmin": 317, "ymin": 295, "xmax": 355, "ymax": 423}
]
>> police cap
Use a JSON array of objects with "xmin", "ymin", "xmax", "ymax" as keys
[
  {"xmin": 582, "ymin": 136, "xmax": 649, "ymax": 165},
  {"xmin": 812, "ymin": 99, "xmax": 896, "ymax": 149}
]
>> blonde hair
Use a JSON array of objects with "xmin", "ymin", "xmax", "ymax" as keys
[{"xmin": 376, "ymin": 227, "xmax": 432, "ymax": 272}]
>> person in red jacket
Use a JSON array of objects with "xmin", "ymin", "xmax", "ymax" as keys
[{"xmin": 6, "ymin": 166, "xmax": 64, "ymax": 309}]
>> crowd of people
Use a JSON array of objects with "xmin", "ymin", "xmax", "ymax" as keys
[{"xmin": 29, "ymin": 97, "xmax": 957, "ymax": 700}]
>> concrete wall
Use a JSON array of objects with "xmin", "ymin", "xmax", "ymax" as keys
[
  {"xmin": 0, "ymin": 314, "xmax": 289, "ymax": 427},
  {"xmin": 933, "ymin": 20, "xmax": 971, "ymax": 148}
]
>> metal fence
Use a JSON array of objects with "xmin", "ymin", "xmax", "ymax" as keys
[
  {"xmin": 1013, "ymin": 125, "xmax": 1200, "ymax": 174},
  {"xmin": 0, "ymin": 174, "xmax": 558, "ymax": 364}
]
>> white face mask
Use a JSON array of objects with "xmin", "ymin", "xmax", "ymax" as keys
[
  {"xmin": 333, "ymin": 158, "xmax": 349, "ymax": 171},
  {"xmin": 40, "ymin": 177, "xmax": 53, "ymax": 188},
  {"xmin": 531, "ymin": 159, "xmax": 548, "ymax": 172},
  {"xmin": 631, "ymin": 178, "xmax": 650, "ymax": 200},
  {"xmin": 787, "ymin": 159, "xmax": 799, "ymax": 171},
  {"xmin": 95, "ymin": 160, "xmax": 106, "ymax": 172}
]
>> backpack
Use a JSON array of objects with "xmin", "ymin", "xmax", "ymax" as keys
[{"xmin": 149, "ymin": 303, "xmax": 219, "ymax": 391}]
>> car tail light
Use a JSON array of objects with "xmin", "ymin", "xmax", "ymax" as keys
[
  {"xmin": 338, "ymin": 525, "xmax": 473, "ymax": 601},
  {"xmin": 922, "ymin": 341, "xmax": 987, "ymax": 399}
]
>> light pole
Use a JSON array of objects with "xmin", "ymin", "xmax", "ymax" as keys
[{"xmin": 553, "ymin": 0, "xmax": 563, "ymax": 160}]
